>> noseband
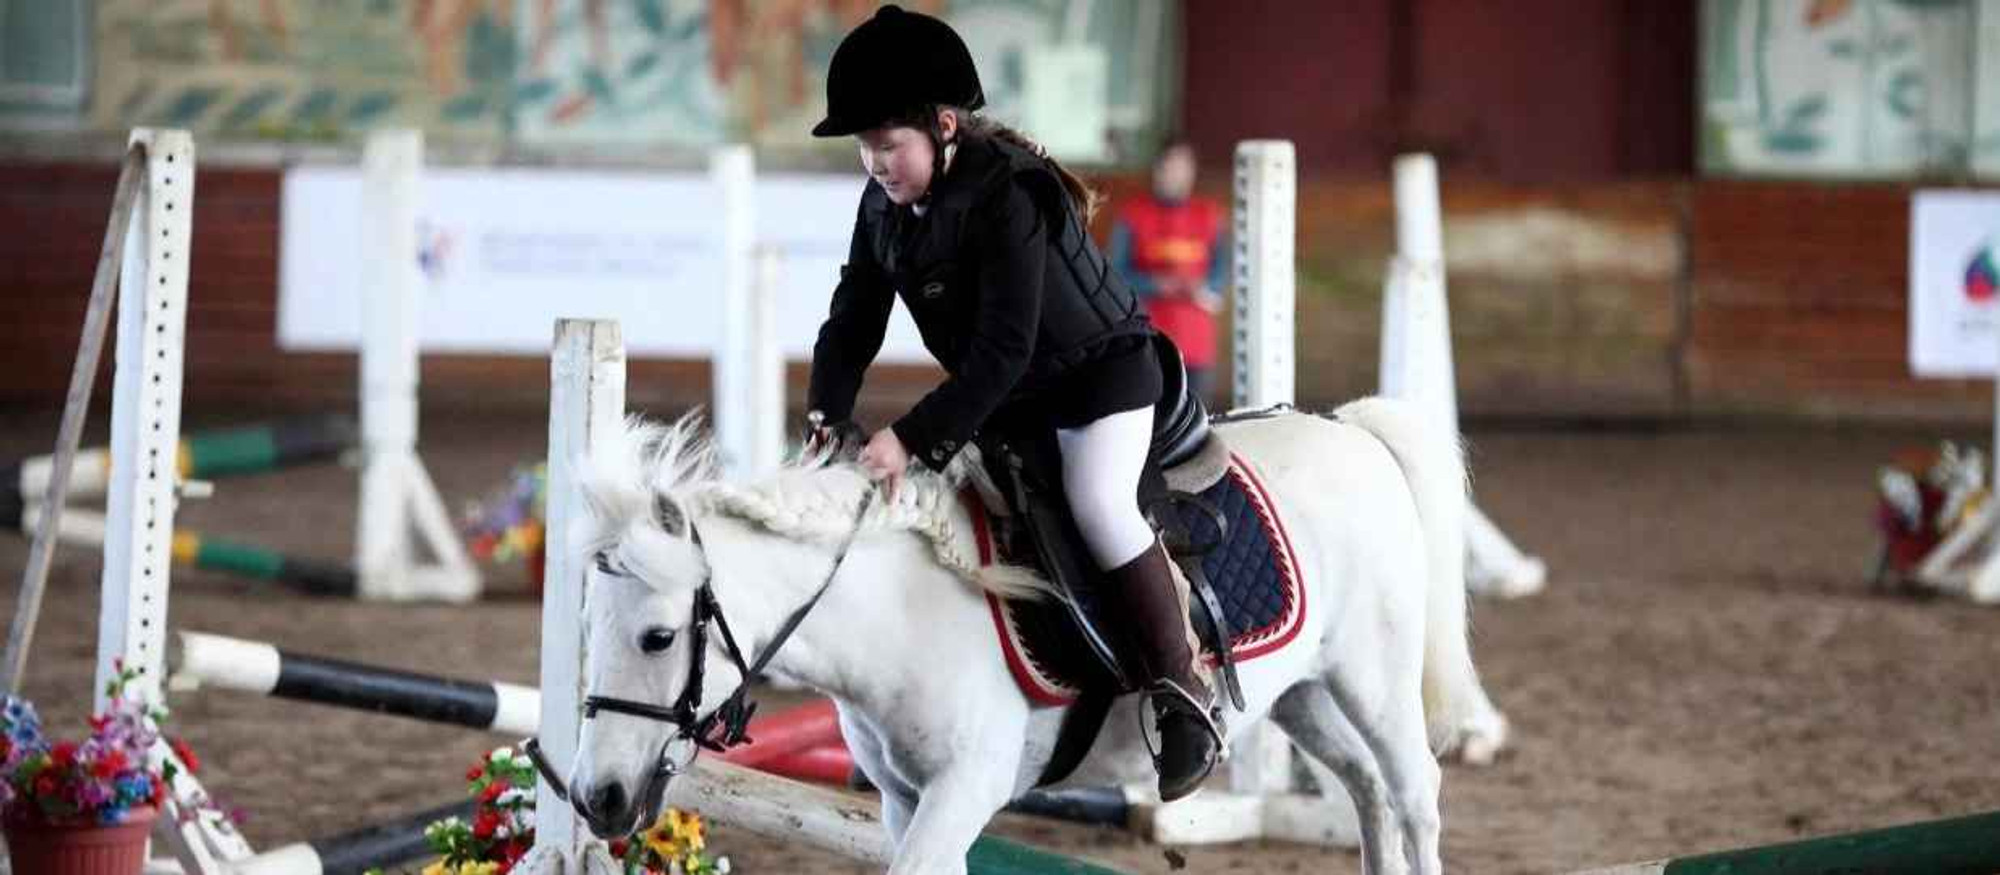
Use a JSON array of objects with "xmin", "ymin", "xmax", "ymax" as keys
[{"xmin": 529, "ymin": 486, "xmax": 878, "ymax": 820}]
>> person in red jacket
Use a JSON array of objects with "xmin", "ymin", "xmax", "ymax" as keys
[{"xmin": 1110, "ymin": 141, "xmax": 1227, "ymax": 406}]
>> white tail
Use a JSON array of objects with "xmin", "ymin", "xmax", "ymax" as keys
[{"xmin": 1334, "ymin": 397, "xmax": 1510, "ymax": 765}]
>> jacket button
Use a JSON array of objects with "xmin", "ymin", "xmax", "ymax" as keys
[{"xmin": 922, "ymin": 281, "xmax": 945, "ymax": 299}]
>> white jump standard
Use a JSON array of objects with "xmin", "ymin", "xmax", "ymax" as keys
[
  {"xmin": 76, "ymin": 127, "xmax": 263, "ymax": 875},
  {"xmin": 354, "ymin": 128, "xmax": 481, "ymax": 603},
  {"xmin": 1379, "ymin": 153, "xmax": 1545, "ymax": 598},
  {"xmin": 72, "ymin": 129, "xmax": 497, "ymax": 875}
]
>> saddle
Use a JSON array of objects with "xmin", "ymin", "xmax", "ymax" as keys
[{"xmin": 973, "ymin": 337, "xmax": 1307, "ymax": 787}]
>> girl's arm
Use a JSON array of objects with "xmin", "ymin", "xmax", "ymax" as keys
[
  {"xmin": 806, "ymin": 196, "xmax": 896, "ymax": 426},
  {"xmin": 890, "ymin": 182, "xmax": 1047, "ymax": 469}
]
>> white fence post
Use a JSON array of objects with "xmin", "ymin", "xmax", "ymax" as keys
[
  {"xmin": 1380, "ymin": 153, "xmax": 1547, "ymax": 598},
  {"xmin": 535, "ymin": 319, "xmax": 627, "ymax": 859},
  {"xmin": 1231, "ymin": 141, "xmax": 1297, "ymax": 411},
  {"xmin": 1222, "ymin": 139, "xmax": 1304, "ymax": 801},
  {"xmin": 95, "ymin": 128, "xmax": 194, "ymax": 714},
  {"xmin": 95, "ymin": 128, "xmax": 257, "ymax": 874},
  {"xmin": 751, "ymin": 244, "xmax": 786, "ymax": 473},
  {"xmin": 356, "ymin": 128, "xmax": 480, "ymax": 602},
  {"xmin": 712, "ymin": 146, "xmax": 776, "ymax": 480},
  {"xmin": 1380, "ymin": 154, "xmax": 1456, "ymax": 430}
]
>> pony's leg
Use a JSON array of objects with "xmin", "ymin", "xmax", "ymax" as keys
[
  {"xmin": 1376, "ymin": 693, "xmax": 1442, "ymax": 875},
  {"xmin": 839, "ymin": 708, "xmax": 920, "ymax": 848},
  {"xmin": 885, "ymin": 764, "xmax": 1017, "ymax": 875},
  {"xmin": 1323, "ymin": 659, "xmax": 1443, "ymax": 875},
  {"xmin": 881, "ymin": 785, "xmax": 920, "ymax": 851},
  {"xmin": 1269, "ymin": 680, "xmax": 1404, "ymax": 875}
]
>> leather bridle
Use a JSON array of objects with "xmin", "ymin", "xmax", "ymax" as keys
[{"xmin": 527, "ymin": 486, "xmax": 878, "ymax": 831}]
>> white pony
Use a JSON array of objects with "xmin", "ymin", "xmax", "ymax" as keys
[{"xmin": 567, "ymin": 398, "xmax": 1507, "ymax": 875}]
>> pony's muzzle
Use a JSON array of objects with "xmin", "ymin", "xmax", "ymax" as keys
[
  {"xmin": 528, "ymin": 737, "xmax": 634, "ymax": 839},
  {"xmin": 587, "ymin": 781, "xmax": 628, "ymax": 830},
  {"xmin": 574, "ymin": 775, "xmax": 641, "ymax": 839}
]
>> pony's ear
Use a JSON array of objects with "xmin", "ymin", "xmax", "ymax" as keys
[{"xmin": 653, "ymin": 492, "xmax": 688, "ymax": 538}]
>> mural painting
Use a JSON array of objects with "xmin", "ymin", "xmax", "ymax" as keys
[
  {"xmin": 70, "ymin": 0, "xmax": 1166, "ymax": 159},
  {"xmin": 1702, "ymin": 0, "xmax": 1997, "ymax": 178}
]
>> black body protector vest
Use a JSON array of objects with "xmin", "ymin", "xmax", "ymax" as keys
[{"xmin": 859, "ymin": 137, "xmax": 1151, "ymax": 394}]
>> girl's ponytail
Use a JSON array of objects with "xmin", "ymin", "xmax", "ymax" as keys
[{"xmin": 964, "ymin": 116, "xmax": 1103, "ymax": 227}]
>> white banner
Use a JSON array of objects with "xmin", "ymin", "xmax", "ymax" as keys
[
  {"xmin": 278, "ymin": 166, "xmax": 930, "ymax": 362},
  {"xmin": 1910, "ymin": 190, "xmax": 2000, "ymax": 377}
]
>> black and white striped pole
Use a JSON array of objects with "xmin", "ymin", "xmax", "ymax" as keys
[
  {"xmin": 171, "ymin": 631, "xmax": 539, "ymax": 735},
  {"xmin": 231, "ymin": 799, "xmax": 476, "ymax": 875}
]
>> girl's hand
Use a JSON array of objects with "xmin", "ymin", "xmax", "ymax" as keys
[
  {"xmin": 803, "ymin": 412, "xmax": 867, "ymax": 460},
  {"xmin": 858, "ymin": 428, "xmax": 911, "ymax": 494}
]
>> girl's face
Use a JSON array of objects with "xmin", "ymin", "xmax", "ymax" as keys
[{"xmin": 856, "ymin": 111, "xmax": 957, "ymax": 205}]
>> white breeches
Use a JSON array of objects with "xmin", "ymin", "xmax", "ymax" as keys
[{"xmin": 1056, "ymin": 405, "xmax": 1158, "ymax": 571}]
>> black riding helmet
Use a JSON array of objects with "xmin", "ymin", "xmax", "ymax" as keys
[{"xmin": 811, "ymin": 5, "xmax": 985, "ymax": 138}]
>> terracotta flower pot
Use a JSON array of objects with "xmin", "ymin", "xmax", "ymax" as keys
[{"xmin": 3, "ymin": 805, "xmax": 158, "ymax": 875}]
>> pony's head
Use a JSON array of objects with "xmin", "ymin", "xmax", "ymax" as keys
[
  {"xmin": 562, "ymin": 412, "xmax": 1050, "ymax": 837},
  {"xmin": 566, "ymin": 414, "xmax": 738, "ymax": 839}
]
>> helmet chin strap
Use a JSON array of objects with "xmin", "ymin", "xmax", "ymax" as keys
[
  {"xmin": 916, "ymin": 111, "xmax": 959, "ymax": 209},
  {"xmin": 915, "ymin": 142, "xmax": 957, "ymax": 210}
]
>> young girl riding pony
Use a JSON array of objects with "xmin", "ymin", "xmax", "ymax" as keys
[{"xmin": 803, "ymin": 5, "xmax": 1220, "ymax": 800}]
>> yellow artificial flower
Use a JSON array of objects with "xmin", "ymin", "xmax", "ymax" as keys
[
  {"xmin": 668, "ymin": 808, "xmax": 706, "ymax": 850},
  {"xmin": 423, "ymin": 863, "xmax": 500, "ymax": 875},
  {"xmin": 644, "ymin": 830, "xmax": 683, "ymax": 860}
]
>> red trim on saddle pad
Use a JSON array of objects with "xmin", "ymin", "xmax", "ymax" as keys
[
  {"xmin": 961, "ymin": 491, "xmax": 1074, "ymax": 707},
  {"xmin": 1218, "ymin": 451, "xmax": 1308, "ymax": 662},
  {"xmin": 971, "ymin": 454, "xmax": 1308, "ymax": 707}
]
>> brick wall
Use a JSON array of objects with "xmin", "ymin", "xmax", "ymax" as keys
[
  {"xmin": 4, "ymin": 156, "xmax": 1978, "ymax": 423},
  {"xmin": 1686, "ymin": 181, "xmax": 1988, "ymax": 420},
  {"xmin": 0, "ymin": 160, "xmax": 818, "ymax": 417}
]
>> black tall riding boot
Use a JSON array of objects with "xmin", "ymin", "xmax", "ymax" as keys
[{"xmin": 1104, "ymin": 541, "xmax": 1222, "ymax": 801}]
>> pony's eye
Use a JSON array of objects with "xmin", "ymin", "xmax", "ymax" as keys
[{"xmin": 639, "ymin": 628, "xmax": 677, "ymax": 655}]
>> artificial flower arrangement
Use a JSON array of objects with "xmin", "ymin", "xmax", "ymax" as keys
[
  {"xmin": 0, "ymin": 663, "xmax": 173, "ymax": 827},
  {"xmin": 463, "ymin": 464, "xmax": 549, "ymax": 593},
  {"xmin": 1875, "ymin": 441, "xmax": 1990, "ymax": 587},
  {"xmin": 415, "ymin": 745, "xmax": 729, "ymax": 875}
]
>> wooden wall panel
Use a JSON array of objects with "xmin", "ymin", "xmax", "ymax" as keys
[{"xmin": 1180, "ymin": 0, "xmax": 1695, "ymax": 181}]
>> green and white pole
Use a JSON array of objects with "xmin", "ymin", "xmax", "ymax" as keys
[
  {"xmin": 1574, "ymin": 810, "xmax": 2000, "ymax": 875},
  {"xmin": 7, "ymin": 505, "xmax": 356, "ymax": 596},
  {"xmin": 1, "ymin": 416, "xmax": 358, "ymax": 506}
]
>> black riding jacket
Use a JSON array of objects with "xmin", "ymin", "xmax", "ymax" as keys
[{"xmin": 807, "ymin": 136, "xmax": 1153, "ymax": 470}]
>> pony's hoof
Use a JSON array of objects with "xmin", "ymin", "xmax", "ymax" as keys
[{"xmin": 1444, "ymin": 710, "xmax": 1510, "ymax": 767}]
